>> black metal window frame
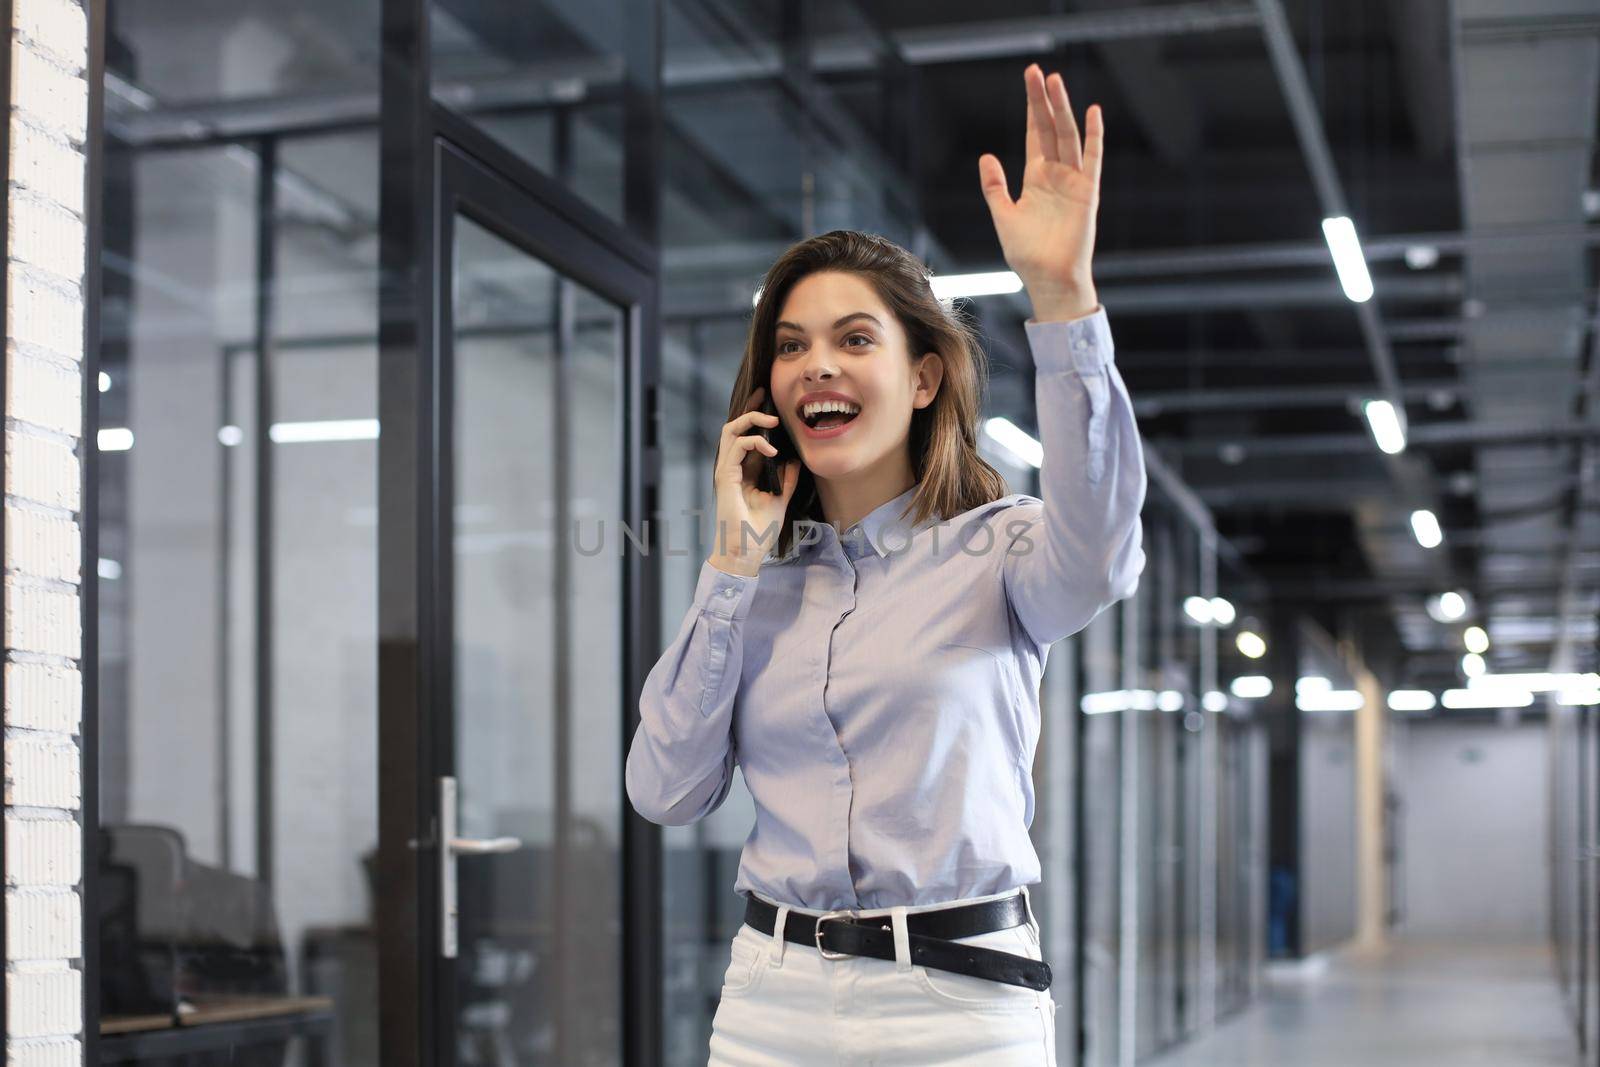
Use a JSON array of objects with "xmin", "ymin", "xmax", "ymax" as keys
[
  {"xmin": 79, "ymin": 0, "xmax": 665, "ymax": 1063},
  {"xmin": 376, "ymin": 1, "xmax": 664, "ymax": 1065}
]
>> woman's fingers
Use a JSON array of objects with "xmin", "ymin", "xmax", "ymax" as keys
[
  {"xmin": 1025, "ymin": 64, "xmax": 1057, "ymax": 164},
  {"xmin": 718, "ymin": 411, "xmax": 778, "ymax": 480},
  {"xmin": 978, "ymin": 153, "xmax": 1014, "ymax": 218},
  {"xmin": 739, "ymin": 433, "xmax": 777, "ymax": 457},
  {"xmin": 1046, "ymin": 72, "xmax": 1082, "ymax": 169},
  {"xmin": 725, "ymin": 408, "xmax": 779, "ymax": 439},
  {"xmin": 721, "ymin": 432, "xmax": 777, "ymax": 483},
  {"xmin": 1084, "ymin": 104, "xmax": 1104, "ymax": 190}
]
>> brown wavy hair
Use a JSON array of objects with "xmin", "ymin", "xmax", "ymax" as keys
[{"xmin": 720, "ymin": 229, "xmax": 1012, "ymax": 560}]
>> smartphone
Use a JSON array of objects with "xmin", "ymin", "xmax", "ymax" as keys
[{"xmin": 753, "ymin": 392, "xmax": 798, "ymax": 496}]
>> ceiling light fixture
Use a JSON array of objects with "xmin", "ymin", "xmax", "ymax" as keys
[
  {"xmin": 1362, "ymin": 399, "xmax": 1406, "ymax": 455},
  {"xmin": 1463, "ymin": 625, "xmax": 1489, "ymax": 654},
  {"xmin": 1322, "ymin": 216, "xmax": 1374, "ymax": 302},
  {"xmin": 982, "ymin": 417, "xmax": 1043, "ymax": 470},
  {"xmin": 929, "ymin": 270, "xmax": 1024, "ymax": 301},
  {"xmin": 1409, "ymin": 509, "xmax": 1442, "ymax": 548},
  {"xmin": 1387, "ymin": 690, "xmax": 1436, "ymax": 712},
  {"xmin": 1229, "ymin": 675, "xmax": 1272, "ymax": 699}
]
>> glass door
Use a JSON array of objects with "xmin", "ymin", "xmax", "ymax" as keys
[{"xmin": 383, "ymin": 134, "xmax": 659, "ymax": 1065}]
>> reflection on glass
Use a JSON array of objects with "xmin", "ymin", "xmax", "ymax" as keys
[
  {"xmin": 1079, "ymin": 604, "xmax": 1122, "ymax": 1067},
  {"xmin": 451, "ymin": 214, "xmax": 626, "ymax": 1064},
  {"xmin": 99, "ymin": 114, "xmax": 381, "ymax": 1067},
  {"xmin": 431, "ymin": 0, "xmax": 628, "ymax": 224}
]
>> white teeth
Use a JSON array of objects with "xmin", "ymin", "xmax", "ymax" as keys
[{"xmin": 801, "ymin": 399, "xmax": 862, "ymax": 420}]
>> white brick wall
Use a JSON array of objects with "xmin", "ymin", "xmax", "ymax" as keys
[{"xmin": 4, "ymin": 0, "xmax": 88, "ymax": 1056}]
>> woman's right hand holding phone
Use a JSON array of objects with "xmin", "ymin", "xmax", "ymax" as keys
[{"xmin": 709, "ymin": 385, "xmax": 800, "ymax": 577}]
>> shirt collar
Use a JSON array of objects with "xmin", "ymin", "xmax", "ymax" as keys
[
  {"xmin": 844, "ymin": 483, "xmax": 924, "ymax": 559},
  {"xmin": 765, "ymin": 484, "xmax": 938, "ymax": 565}
]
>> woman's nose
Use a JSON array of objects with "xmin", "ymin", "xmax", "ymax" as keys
[{"xmin": 802, "ymin": 355, "xmax": 839, "ymax": 381}]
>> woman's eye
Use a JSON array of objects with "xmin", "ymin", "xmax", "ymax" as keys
[
  {"xmin": 778, "ymin": 340, "xmax": 800, "ymax": 355},
  {"xmin": 844, "ymin": 333, "xmax": 872, "ymax": 348}
]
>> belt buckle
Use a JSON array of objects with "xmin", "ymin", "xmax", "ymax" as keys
[{"xmin": 813, "ymin": 909, "xmax": 858, "ymax": 960}]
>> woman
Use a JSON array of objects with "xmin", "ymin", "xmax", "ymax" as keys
[{"xmin": 626, "ymin": 64, "xmax": 1145, "ymax": 1065}]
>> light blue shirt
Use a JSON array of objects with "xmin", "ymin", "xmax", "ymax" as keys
[{"xmin": 626, "ymin": 306, "xmax": 1146, "ymax": 911}]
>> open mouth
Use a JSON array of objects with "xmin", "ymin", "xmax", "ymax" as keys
[
  {"xmin": 802, "ymin": 408, "xmax": 861, "ymax": 432},
  {"xmin": 800, "ymin": 399, "xmax": 864, "ymax": 435}
]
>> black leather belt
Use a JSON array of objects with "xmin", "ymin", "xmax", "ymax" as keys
[{"xmin": 742, "ymin": 891, "xmax": 1053, "ymax": 992}]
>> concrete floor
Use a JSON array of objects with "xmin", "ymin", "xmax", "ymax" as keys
[{"xmin": 1147, "ymin": 938, "xmax": 1579, "ymax": 1067}]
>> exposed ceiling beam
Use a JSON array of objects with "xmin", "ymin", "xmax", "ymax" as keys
[
  {"xmin": 1155, "ymin": 419, "xmax": 1600, "ymax": 457},
  {"xmin": 1136, "ymin": 378, "xmax": 1460, "ymax": 416},
  {"xmin": 1252, "ymin": 0, "xmax": 1406, "ymax": 430},
  {"xmin": 1195, "ymin": 479, "xmax": 1404, "ymax": 508},
  {"xmin": 1094, "ymin": 221, "xmax": 1600, "ymax": 278},
  {"xmin": 1102, "ymin": 273, "xmax": 1460, "ymax": 313},
  {"xmin": 885, "ymin": 2, "xmax": 1260, "ymax": 63}
]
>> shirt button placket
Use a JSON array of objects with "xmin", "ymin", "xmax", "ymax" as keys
[{"xmin": 819, "ymin": 558, "xmax": 860, "ymax": 908}]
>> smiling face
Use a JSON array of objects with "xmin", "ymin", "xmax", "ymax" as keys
[{"xmin": 769, "ymin": 271, "xmax": 943, "ymax": 490}]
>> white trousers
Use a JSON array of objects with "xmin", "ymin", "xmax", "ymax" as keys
[{"xmin": 707, "ymin": 885, "xmax": 1058, "ymax": 1066}]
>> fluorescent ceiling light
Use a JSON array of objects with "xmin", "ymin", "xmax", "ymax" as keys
[
  {"xmin": 1297, "ymin": 689, "xmax": 1363, "ymax": 712},
  {"xmin": 1404, "ymin": 245, "xmax": 1439, "ymax": 270},
  {"xmin": 1431, "ymin": 591, "xmax": 1466, "ymax": 622},
  {"xmin": 1558, "ymin": 688, "xmax": 1600, "ymax": 706},
  {"xmin": 1202, "ymin": 691, "xmax": 1228, "ymax": 712},
  {"xmin": 1387, "ymin": 690, "xmax": 1436, "ymax": 712},
  {"xmin": 1461, "ymin": 652, "xmax": 1485, "ymax": 678},
  {"xmin": 98, "ymin": 428, "xmax": 133, "ymax": 452},
  {"xmin": 97, "ymin": 558, "xmax": 122, "ymax": 581},
  {"xmin": 1235, "ymin": 631, "xmax": 1267, "ymax": 659},
  {"xmin": 1468, "ymin": 671, "xmax": 1600, "ymax": 693},
  {"xmin": 1362, "ymin": 399, "xmax": 1406, "ymax": 455},
  {"xmin": 1463, "ymin": 625, "xmax": 1488, "ymax": 654},
  {"xmin": 1157, "ymin": 690, "xmax": 1185, "ymax": 712},
  {"xmin": 1209, "ymin": 597, "xmax": 1236, "ymax": 626},
  {"xmin": 930, "ymin": 270, "xmax": 1024, "ymax": 301},
  {"xmin": 982, "ymin": 417, "xmax": 1042, "ymax": 469},
  {"xmin": 1183, "ymin": 596, "xmax": 1213, "ymax": 624},
  {"xmin": 1079, "ymin": 689, "xmax": 1159, "ymax": 715},
  {"xmin": 1296, "ymin": 676, "xmax": 1330, "ymax": 694},
  {"xmin": 1441, "ymin": 687, "xmax": 1532, "ymax": 710},
  {"xmin": 268, "ymin": 419, "xmax": 380, "ymax": 444},
  {"xmin": 1321, "ymin": 215, "xmax": 1374, "ymax": 302},
  {"xmin": 1230, "ymin": 675, "xmax": 1272, "ymax": 699},
  {"xmin": 1409, "ymin": 509, "xmax": 1442, "ymax": 548},
  {"xmin": 98, "ymin": 372, "xmax": 111, "ymax": 393},
  {"xmin": 218, "ymin": 425, "xmax": 244, "ymax": 447}
]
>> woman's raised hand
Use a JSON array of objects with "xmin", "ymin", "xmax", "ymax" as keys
[
  {"xmin": 709, "ymin": 385, "xmax": 800, "ymax": 577},
  {"xmin": 978, "ymin": 63, "xmax": 1102, "ymax": 321}
]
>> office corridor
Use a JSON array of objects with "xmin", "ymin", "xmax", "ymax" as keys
[{"xmin": 1147, "ymin": 938, "xmax": 1578, "ymax": 1067}]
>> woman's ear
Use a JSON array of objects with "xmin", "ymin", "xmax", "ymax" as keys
[{"xmin": 912, "ymin": 350, "xmax": 944, "ymax": 410}]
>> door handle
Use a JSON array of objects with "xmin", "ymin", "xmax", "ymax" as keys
[
  {"xmin": 439, "ymin": 776, "xmax": 523, "ymax": 958},
  {"xmin": 450, "ymin": 836, "xmax": 521, "ymax": 855}
]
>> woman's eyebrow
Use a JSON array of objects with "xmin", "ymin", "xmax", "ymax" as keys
[{"xmin": 775, "ymin": 311, "xmax": 883, "ymax": 334}]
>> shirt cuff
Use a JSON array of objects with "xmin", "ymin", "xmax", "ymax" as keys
[
  {"xmin": 1023, "ymin": 304, "xmax": 1114, "ymax": 375},
  {"xmin": 695, "ymin": 558, "xmax": 760, "ymax": 621}
]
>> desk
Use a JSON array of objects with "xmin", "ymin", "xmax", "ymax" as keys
[{"xmin": 100, "ymin": 995, "xmax": 334, "ymax": 1062}]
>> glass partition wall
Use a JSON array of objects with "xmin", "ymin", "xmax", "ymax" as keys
[
  {"xmin": 1064, "ymin": 475, "xmax": 1268, "ymax": 1067},
  {"xmin": 93, "ymin": 2, "xmax": 1268, "ymax": 1064},
  {"xmin": 98, "ymin": 4, "xmax": 385, "ymax": 1060}
]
